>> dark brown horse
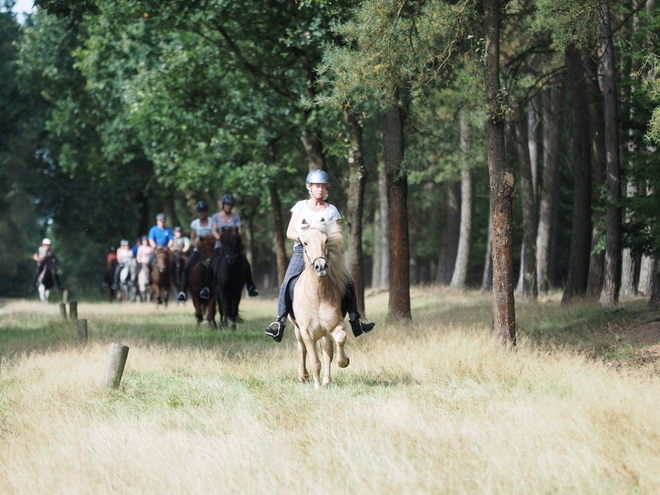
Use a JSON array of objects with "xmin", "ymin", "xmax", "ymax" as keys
[
  {"xmin": 189, "ymin": 234, "xmax": 217, "ymax": 329},
  {"xmin": 151, "ymin": 246, "xmax": 172, "ymax": 307}
]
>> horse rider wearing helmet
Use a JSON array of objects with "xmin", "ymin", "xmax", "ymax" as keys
[
  {"xmin": 111, "ymin": 239, "xmax": 134, "ymax": 290},
  {"xmin": 189, "ymin": 193, "xmax": 259, "ymax": 301},
  {"xmin": 28, "ymin": 238, "xmax": 62, "ymax": 293},
  {"xmin": 147, "ymin": 212, "xmax": 174, "ymax": 278},
  {"xmin": 177, "ymin": 200, "xmax": 214, "ymax": 302},
  {"xmin": 265, "ymin": 169, "xmax": 375, "ymax": 342}
]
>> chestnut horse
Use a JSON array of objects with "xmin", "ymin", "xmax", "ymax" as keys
[
  {"xmin": 151, "ymin": 246, "xmax": 172, "ymax": 307},
  {"xmin": 188, "ymin": 234, "xmax": 217, "ymax": 329},
  {"xmin": 291, "ymin": 218, "xmax": 349, "ymax": 389}
]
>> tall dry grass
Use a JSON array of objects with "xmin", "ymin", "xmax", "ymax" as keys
[{"xmin": 1, "ymin": 290, "xmax": 660, "ymax": 494}]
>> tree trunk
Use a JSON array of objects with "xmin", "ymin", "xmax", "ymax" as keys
[
  {"xmin": 345, "ymin": 109, "xmax": 368, "ymax": 313},
  {"xmin": 482, "ymin": 203, "xmax": 493, "ymax": 291},
  {"xmin": 437, "ymin": 181, "xmax": 460, "ymax": 285},
  {"xmin": 484, "ymin": 0, "xmax": 515, "ymax": 348},
  {"xmin": 585, "ymin": 53, "xmax": 607, "ymax": 298},
  {"xmin": 562, "ymin": 44, "xmax": 592, "ymax": 304},
  {"xmin": 384, "ymin": 102, "xmax": 411, "ymax": 321},
  {"xmin": 638, "ymin": 256, "xmax": 655, "ymax": 296},
  {"xmin": 514, "ymin": 101, "xmax": 538, "ymax": 299},
  {"xmin": 450, "ymin": 117, "xmax": 473, "ymax": 290},
  {"xmin": 537, "ymin": 80, "xmax": 563, "ymax": 295},
  {"xmin": 649, "ymin": 262, "xmax": 660, "ymax": 309},
  {"xmin": 598, "ymin": 4, "xmax": 622, "ymax": 307},
  {"xmin": 620, "ymin": 180, "xmax": 638, "ymax": 299},
  {"xmin": 269, "ymin": 184, "xmax": 288, "ymax": 285},
  {"xmin": 378, "ymin": 168, "xmax": 390, "ymax": 288}
]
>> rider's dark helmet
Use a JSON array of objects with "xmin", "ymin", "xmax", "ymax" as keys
[
  {"xmin": 306, "ymin": 170, "xmax": 330, "ymax": 185},
  {"xmin": 140, "ymin": 235, "xmax": 148, "ymax": 242},
  {"xmin": 110, "ymin": 245, "xmax": 116, "ymax": 251},
  {"xmin": 173, "ymin": 226, "xmax": 182, "ymax": 233},
  {"xmin": 221, "ymin": 193, "xmax": 235, "ymax": 206},
  {"xmin": 156, "ymin": 212, "xmax": 166, "ymax": 222},
  {"xmin": 195, "ymin": 200, "xmax": 208, "ymax": 212}
]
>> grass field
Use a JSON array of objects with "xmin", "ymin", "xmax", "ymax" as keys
[{"xmin": 1, "ymin": 288, "xmax": 660, "ymax": 494}]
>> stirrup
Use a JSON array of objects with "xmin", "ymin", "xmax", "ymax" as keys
[
  {"xmin": 176, "ymin": 291, "xmax": 186, "ymax": 303},
  {"xmin": 265, "ymin": 318, "xmax": 285, "ymax": 342},
  {"xmin": 199, "ymin": 287, "xmax": 210, "ymax": 299},
  {"xmin": 248, "ymin": 286, "xmax": 259, "ymax": 297}
]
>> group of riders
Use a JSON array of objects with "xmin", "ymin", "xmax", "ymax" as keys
[
  {"xmin": 29, "ymin": 172, "xmax": 375, "ymax": 342},
  {"xmin": 106, "ymin": 193, "xmax": 259, "ymax": 303}
]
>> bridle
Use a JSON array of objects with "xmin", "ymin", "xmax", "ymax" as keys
[{"xmin": 300, "ymin": 237, "xmax": 329, "ymax": 271}]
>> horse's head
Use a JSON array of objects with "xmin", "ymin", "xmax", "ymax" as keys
[
  {"xmin": 299, "ymin": 219, "xmax": 330, "ymax": 278},
  {"xmin": 154, "ymin": 246, "xmax": 171, "ymax": 273},
  {"xmin": 196, "ymin": 234, "xmax": 216, "ymax": 259},
  {"xmin": 221, "ymin": 227, "xmax": 243, "ymax": 265}
]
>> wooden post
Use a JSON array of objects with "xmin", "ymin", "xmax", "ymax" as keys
[
  {"xmin": 59, "ymin": 303, "xmax": 67, "ymax": 319},
  {"xmin": 77, "ymin": 319, "xmax": 88, "ymax": 343},
  {"xmin": 104, "ymin": 343, "xmax": 129, "ymax": 389},
  {"xmin": 62, "ymin": 289, "xmax": 69, "ymax": 304},
  {"xmin": 69, "ymin": 301, "xmax": 78, "ymax": 320}
]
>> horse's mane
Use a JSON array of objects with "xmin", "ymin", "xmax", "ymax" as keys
[
  {"xmin": 220, "ymin": 227, "xmax": 244, "ymax": 253},
  {"xmin": 298, "ymin": 218, "xmax": 348, "ymax": 292}
]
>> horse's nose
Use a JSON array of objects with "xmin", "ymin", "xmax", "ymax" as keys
[{"xmin": 315, "ymin": 261, "xmax": 328, "ymax": 278}]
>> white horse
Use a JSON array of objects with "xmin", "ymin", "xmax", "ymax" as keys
[
  {"xmin": 119, "ymin": 257, "xmax": 138, "ymax": 302},
  {"xmin": 137, "ymin": 262, "xmax": 152, "ymax": 302},
  {"xmin": 291, "ymin": 218, "xmax": 349, "ymax": 389}
]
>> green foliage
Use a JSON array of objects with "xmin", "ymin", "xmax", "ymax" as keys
[{"xmin": 533, "ymin": 0, "xmax": 600, "ymax": 51}]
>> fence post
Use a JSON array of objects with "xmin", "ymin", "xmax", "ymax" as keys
[
  {"xmin": 104, "ymin": 343, "xmax": 129, "ymax": 389},
  {"xmin": 59, "ymin": 303, "xmax": 67, "ymax": 319},
  {"xmin": 77, "ymin": 319, "xmax": 88, "ymax": 343},
  {"xmin": 69, "ymin": 301, "xmax": 78, "ymax": 320}
]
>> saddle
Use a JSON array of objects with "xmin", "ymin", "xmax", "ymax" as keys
[{"xmin": 284, "ymin": 271, "xmax": 347, "ymax": 321}]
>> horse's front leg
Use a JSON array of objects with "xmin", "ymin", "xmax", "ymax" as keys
[
  {"xmin": 304, "ymin": 334, "xmax": 322, "ymax": 390},
  {"xmin": 294, "ymin": 324, "xmax": 309, "ymax": 383},
  {"xmin": 321, "ymin": 336, "xmax": 334, "ymax": 387},
  {"xmin": 331, "ymin": 322, "xmax": 349, "ymax": 369}
]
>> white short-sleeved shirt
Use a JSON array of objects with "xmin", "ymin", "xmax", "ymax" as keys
[
  {"xmin": 291, "ymin": 200, "xmax": 341, "ymax": 248},
  {"xmin": 191, "ymin": 218, "xmax": 214, "ymax": 237}
]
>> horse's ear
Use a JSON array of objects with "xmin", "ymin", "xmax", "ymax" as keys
[
  {"xmin": 301, "ymin": 219, "xmax": 308, "ymax": 225},
  {"xmin": 319, "ymin": 217, "xmax": 326, "ymax": 223}
]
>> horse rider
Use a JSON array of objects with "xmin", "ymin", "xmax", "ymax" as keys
[
  {"xmin": 112, "ymin": 239, "xmax": 134, "ymax": 290},
  {"xmin": 147, "ymin": 212, "xmax": 174, "ymax": 278},
  {"xmin": 265, "ymin": 170, "xmax": 375, "ymax": 342},
  {"xmin": 171, "ymin": 226, "xmax": 190, "ymax": 288},
  {"xmin": 176, "ymin": 201, "xmax": 212, "ymax": 302},
  {"xmin": 206, "ymin": 193, "xmax": 259, "ymax": 299},
  {"xmin": 136, "ymin": 235, "xmax": 153, "ymax": 276},
  {"xmin": 28, "ymin": 238, "xmax": 62, "ymax": 293}
]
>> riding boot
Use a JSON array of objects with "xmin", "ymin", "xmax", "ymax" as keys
[
  {"xmin": 344, "ymin": 281, "xmax": 375, "ymax": 337},
  {"xmin": 265, "ymin": 314, "xmax": 287, "ymax": 342},
  {"xmin": 242, "ymin": 255, "xmax": 259, "ymax": 297},
  {"xmin": 112, "ymin": 264, "xmax": 122, "ymax": 290},
  {"xmin": 200, "ymin": 247, "xmax": 221, "ymax": 300}
]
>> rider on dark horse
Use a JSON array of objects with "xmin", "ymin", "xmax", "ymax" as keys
[
  {"xmin": 28, "ymin": 238, "xmax": 62, "ymax": 293},
  {"xmin": 177, "ymin": 196, "xmax": 259, "ymax": 303}
]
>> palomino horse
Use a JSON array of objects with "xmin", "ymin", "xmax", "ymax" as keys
[
  {"xmin": 213, "ymin": 227, "xmax": 246, "ymax": 329},
  {"xmin": 118, "ymin": 257, "xmax": 137, "ymax": 302},
  {"xmin": 188, "ymin": 234, "xmax": 217, "ymax": 329},
  {"xmin": 37, "ymin": 255, "xmax": 61, "ymax": 304},
  {"xmin": 151, "ymin": 246, "xmax": 172, "ymax": 307},
  {"xmin": 291, "ymin": 218, "xmax": 349, "ymax": 389}
]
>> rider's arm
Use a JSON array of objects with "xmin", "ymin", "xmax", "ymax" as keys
[
  {"xmin": 182, "ymin": 237, "xmax": 190, "ymax": 252},
  {"xmin": 190, "ymin": 228, "xmax": 197, "ymax": 246}
]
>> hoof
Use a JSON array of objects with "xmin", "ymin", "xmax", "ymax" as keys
[
  {"xmin": 298, "ymin": 374, "xmax": 309, "ymax": 383},
  {"xmin": 338, "ymin": 357, "xmax": 350, "ymax": 368}
]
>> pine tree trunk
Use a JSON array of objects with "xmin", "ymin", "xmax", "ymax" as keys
[
  {"xmin": 438, "ymin": 181, "xmax": 460, "ymax": 285},
  {"xmin": 562, "ymin": 44, "xmax": 592, "ymax": 304},
  {"xmin": 484, "ymin": 0, "xmax": 516, "ymax": 348},
  {"xmin": 345, "ymin": 109, "xmax": 368, "ymax": 313},
  {"xmin": 585, "ymin": 53, "xmax": 607, "ymax": 298},
  {"xmin": 537, "ymin": 80, "xmax": 563, "ymax": 295},
  {"xmin": 514, "ymin": 101, "xmax": 538, "ymax": 299},
  {"xmin": 451, "ymin": 117, "xmax": 473, "ymax": 290},
  {"xmin": 598, "ymin": 4, "xmax": 622, "ymax": 307},
  {"xmin": 620, "ymin": 180, "xmax": 639, "ymax": 299},
  {"xmin": 384, "ymin": 103, "xmax": 411, "ymax": 321},
  {"xmin": 638, "ymin": 256, "xmax": 655, "ymax": 296},
  {"xmin": 378, "ymin": 168, "xmax": 390, "ymax": 288},
  {"xmin": 482, "ymin": 204, "xmax": 493, "ymax": 291}
]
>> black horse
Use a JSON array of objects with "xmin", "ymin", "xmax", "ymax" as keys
[{"xmin": 213, "ymin": 227, "xmax": 247, "ymax": 329}]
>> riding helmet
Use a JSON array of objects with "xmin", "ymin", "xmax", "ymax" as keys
[
  {"xmin": 195, "ymin": 200, "xmax": 208, "ymax": 212},
  {"xmin": 156, "ymin": 212, "xmax": 166, "ymax": 222},
  {"xmin": 221, "ymin": 193, "xmax": 235, "ymax": 206},
  {"xmin": 120, "ymin": 239, "xmax": 129, "ymax": 245},
  {"xmin": 305, "ymin": 170, "xmax": 330, "ymax": 185},
  {"xmin": 42, "ymin": 238, "xmax": 52, "ymax": 245},
  {"xmin": 173, "ymin": 226, "xmax": 182, "ymax": 232}
]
